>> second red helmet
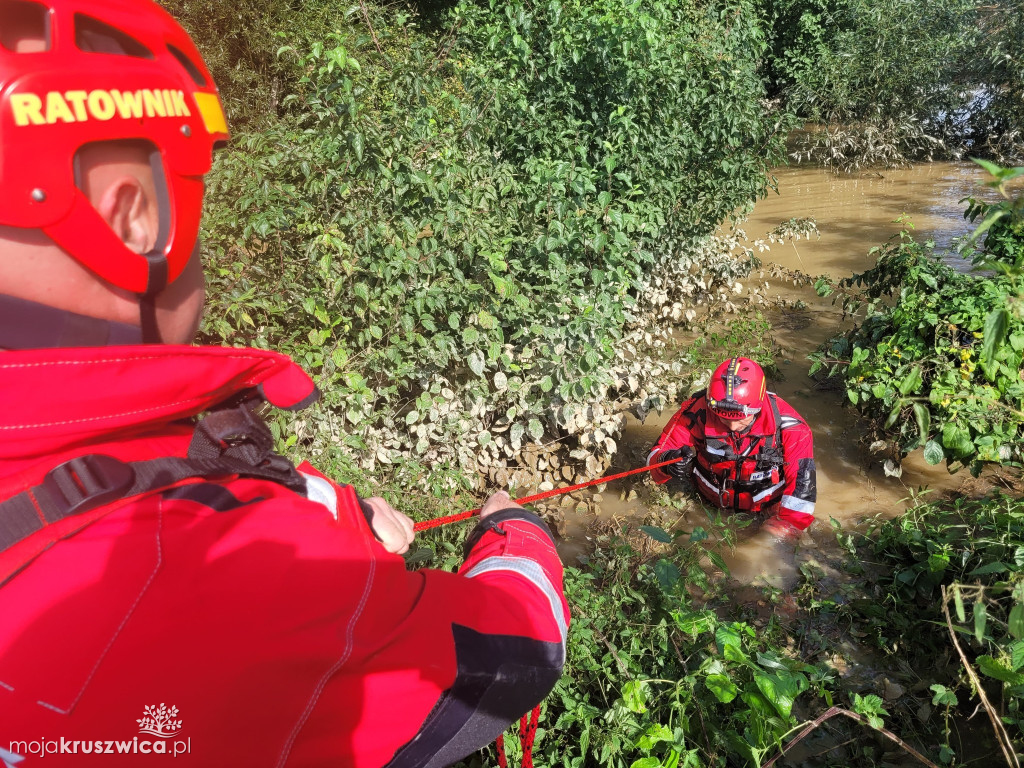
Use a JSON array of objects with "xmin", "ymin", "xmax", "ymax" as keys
[{"xmin": 706, "ymin": 357, "xmax": 767, "ymax": 419}]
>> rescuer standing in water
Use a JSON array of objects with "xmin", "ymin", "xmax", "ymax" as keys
[{"xmin": 648, "ymin": 357, "xmax": 816, "ymax": 543}]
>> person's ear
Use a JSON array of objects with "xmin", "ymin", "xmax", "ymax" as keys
[{"xmin": 95, "ymin": 177, "xmax": 157, "ymax": 254}]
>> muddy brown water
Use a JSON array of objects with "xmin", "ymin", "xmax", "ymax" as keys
[{"xmin": 563, "ymin": 161, "xmax": 1003, "ymax": 586}]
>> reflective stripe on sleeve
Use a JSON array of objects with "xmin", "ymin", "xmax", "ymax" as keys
[
  {"xmin": 466, "ymin": 556, "xmax": 568, "ymax": 646},
  {"xmin": 781, "ymin": 494, "xmax": 816, "ymax": 514},
  {"xmin": 300, "ymin": 472, "xmax": 339, "ymax": 520}
]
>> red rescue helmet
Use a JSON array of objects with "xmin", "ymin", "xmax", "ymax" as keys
[
  {"xmin": 707, "ymin": 357, "xmax": 767, "ymax": 419},
  {"xmin": 0, "ymin": 0, "xmax": 229, "ymax": 295}
]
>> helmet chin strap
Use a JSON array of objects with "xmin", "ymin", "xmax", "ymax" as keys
[
  {"xmin": 138, "ymin": 248, "xmax": 170, "ymax": 345},
  {"xmin": 139, "ymin": 294, "xmax": 162, "ymax": 344},
  {"xmin": 139, "ymin": 149, "xmax": 171, "ymax": 345}
]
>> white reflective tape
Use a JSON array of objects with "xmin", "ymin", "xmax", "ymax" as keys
[
  {"xmin": 752, "ymin": 481, "xmax": 785, "ymax": 503},
  {"xmin": 781, "ymin": 495, "xmax": 816, "ymax": 515},
  {"xmin": 693, "ymin": 468, "xmax": 721, "ymax": 498},
  {"xmin": 704, "ymin": 444, "xmax": 726, "ymax": 456},
  {"xmin": 466, "ymin": 556, "xmax": 567, "ymax": 647},
  {"xmin": 301, "ymin": 472, "xmax": 339, "ymax": 521},
  {"xmin": 779, "ymin": 416, "xmax": 802, "ymax": 429},
  {"xmin": 0, "ymin": 747, "xmax": 24, "ymax": 767},
  {"xmin": 647, "ymin": 448, "xmax": 661, "ymax": 465}
]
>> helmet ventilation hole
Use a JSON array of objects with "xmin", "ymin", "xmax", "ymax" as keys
[
  {"xmin": 74, "ymin": 13, "xmax": 151, "ymax": 58},
  {"xmin": 167, "ymin": 44, "xmax": 207, "ymax": 86},
  {"xmin": 0, "ymin": 0, "xmax": 51, "ymax": 52}
]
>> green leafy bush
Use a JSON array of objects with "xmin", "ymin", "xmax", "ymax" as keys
[
  {"xmin": 811, "ymin": 229, "xmax": 1024, "ymax": 472},
  {"xmin": 964, "ymin": 160, "xmax": 1024, "ymax": 269},
  {"xmin": 197, "ymin": 0, "xmax": 784, "ymax": 487},
  {"xmin": 847, "ymin": 492, "xmax": 1024, "ymax": 763}
]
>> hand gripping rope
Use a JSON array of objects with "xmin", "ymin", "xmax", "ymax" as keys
[{"xmin": 411, "ymin": 455, "xmax": 683, "ymax": 767}]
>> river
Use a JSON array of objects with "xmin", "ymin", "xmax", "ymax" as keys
[{"xmin": 566, "ymin": 161, "xmax": 1002, "ymax": 586}]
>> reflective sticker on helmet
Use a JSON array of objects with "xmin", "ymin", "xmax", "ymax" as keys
[
  {"xmin": 193, "ymin": 91, "xmax": 227, "ymax": 135},
  {"xmin": 10, "ymin": 89, "xmax": 191, "ymax": 127}
]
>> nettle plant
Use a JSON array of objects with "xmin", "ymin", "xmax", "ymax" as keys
[
  {"xmin": 810, "ymin": 166, "xmax": 1024, "ymax": 474},
  {"xmin": 200, "ymin": 0, "xmax": 784, "ymax": 493}
]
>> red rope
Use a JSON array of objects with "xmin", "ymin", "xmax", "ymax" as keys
[
  {"xmin": 412, "ymin": 456, "xmax": 681, "ymax": 532},
  {"xmin": 497, "ymin": 705, "xmax": 541, "ymax": 768},
  {"xmin": 522, "ymin": 705, "xmax": 540, "ymax": 768},
  {"xmin": 496, "ymin": 733, "xmax": 507, "ymax": 768}
]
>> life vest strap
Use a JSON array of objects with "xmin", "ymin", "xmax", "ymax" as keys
[{"xmin": 0, "ymin": 394, "xmax": 305, "ymax": 558}]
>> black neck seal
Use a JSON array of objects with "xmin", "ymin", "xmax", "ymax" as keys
[{"xmin": 0, "ymin": 294, "xmax": 143, "ymax": 349}]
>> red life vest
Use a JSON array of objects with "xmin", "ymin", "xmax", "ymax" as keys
[{"xmin": 691, "ymin": 393, "xmax": 786, "ymax": 513}]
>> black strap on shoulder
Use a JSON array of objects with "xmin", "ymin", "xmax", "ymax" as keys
[{"xmin": 0, "ymin": 394, "xmax": 305, "ymax": 557}]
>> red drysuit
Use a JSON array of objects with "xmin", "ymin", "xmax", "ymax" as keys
[
  {"xmin": 648, "ymin": 391, "xmax": 816, "ymax": 533},
  {"xmin": 0, "ymin": 345, "xmax": 568, "ymax": 767}
]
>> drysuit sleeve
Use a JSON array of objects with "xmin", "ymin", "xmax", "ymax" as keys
[
  {"xmin": 766, "ymin": 414, "xmax": 816, "ymax": 534},
  {"xmin": 376, "ymin": 506, "xmax": 568, "ymax": 768},
  {"xmin": 647, "ymin": 397, "xmax": 700, "ymax": 483},
  {"xmin": 292, "ymin": 464, "xmax": 569, "ymax": 768}
]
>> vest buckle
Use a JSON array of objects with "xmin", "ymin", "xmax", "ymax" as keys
[{"xmin": 38, "ymin": 455, "xmax": 135, "ymax": 521}]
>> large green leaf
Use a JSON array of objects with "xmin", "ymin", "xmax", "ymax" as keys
[
  {"xmin": 981, "ymin": 309, "xmax": 1010, "ymax": 381},
  {"xmin": 978, "ymin": 655, "xmax": 1024, "ymax": 686},
  {"xmin": 674, "ymin": 609, "xmax": 715, "ymax": 636},
  {"xmin": 654, "ymin": 559, "xmax": 680, "ymax": 592},
  {"xmin": 898, "ymin": 365, "xmax": 923, "ymax": 395},
  {"xmin": 622, "ymin": 680, "xmax": 649, "ymax": 714},
  {"xmin": 640, "ymin": 525, "xmax": 672, "ymax": 543},
  {"xmin": 754, "ymin": 671, "xmax": 807, "ymax": 719},
  {"xmin": 705, "ymin": 673, "xmax": 739, "ymax": 703},
  {"xmin": 1010, "ymin": 606, "xmax": 1024, "ymax": 641},
  {"xmin": 913, "ymin": 403, "xmax": 930, "ymax": 445},
  {"xmin": 884, "ymin": 402, "xmax": 903, "ymax": 428},
  {"xmin": 974, "ymin": 601, "xmax": 988, "ymax": 642},
  {"xmin": 942, "ymin": 422, "xmax": 975, "ymax": 458},
  {"xmin": 923, "ymin": 439, "xmax": 944, "ymax": 465},
  {"xmin": 715, "ymin": 625, "xmax": 746, "ymax": 662}
]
